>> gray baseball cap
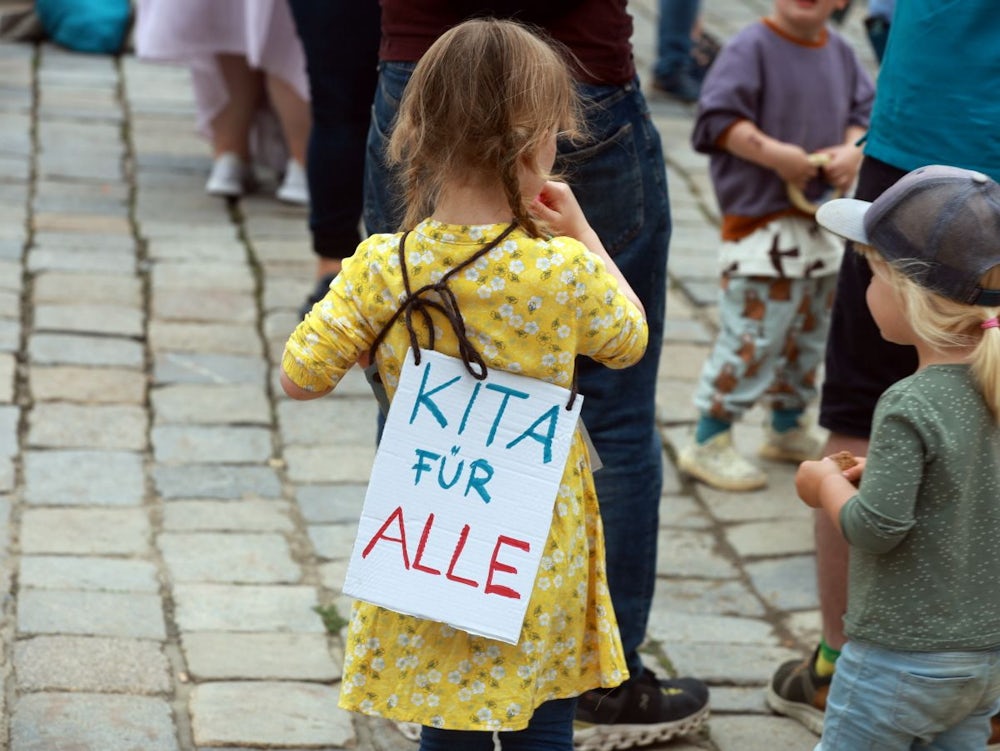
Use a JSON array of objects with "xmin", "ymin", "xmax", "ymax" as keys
[{"xmin": 817, "ymin": 164, "xmax": 1000, "ymax": 306}]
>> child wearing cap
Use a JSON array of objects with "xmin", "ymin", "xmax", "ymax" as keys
[
  {"xmin": 680, "ymin": 0, "xmax": 874, "ymax": 492},
  {"xmin": 797, "ymin": 164, "xmax": 1000, "ymax": 749}
]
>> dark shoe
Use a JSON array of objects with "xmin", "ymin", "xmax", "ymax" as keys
[
  {"xmin": 989, "ymin": 713, "xmax": 1000, "ymax": 748},
  {"xmin": 690, "ymin": 30, "xmax": 721, "ymax": 82},
  {"xmin": 652, "ymin": 68, "xmax": 701, "ymax": 104},
  {"xmin": 298, "ymin": 272, "xmax": 337, "ymax": 320},
  {"xmin": 765, "ymin": 646, "xmax": 829, "ymax": 735},
  {"xmin": 574, "ymin": 668, "xmax": 709, "ymax": 750}
]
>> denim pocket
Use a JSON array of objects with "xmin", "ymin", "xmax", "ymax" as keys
[
  {"xmin": 556, "ymin": 122, "xmax": 643, "ymax": 256},
  {"xmin": 890, "ymin": 670, "xmax": 978, "ymax": 741}
]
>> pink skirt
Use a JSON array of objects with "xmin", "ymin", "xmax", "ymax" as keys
[{"xmin": 135, "ymin": 0, "xmax": 309, "ymax": 144}]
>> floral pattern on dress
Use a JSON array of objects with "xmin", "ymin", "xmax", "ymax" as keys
[{"xmin": 282, "ymin": 219, "xmax": 647, "ymax": 731}]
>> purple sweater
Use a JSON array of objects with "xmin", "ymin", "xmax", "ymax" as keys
[{"xmin": 692, "ymin": 20, "xmax": 873, "ymax": 234}]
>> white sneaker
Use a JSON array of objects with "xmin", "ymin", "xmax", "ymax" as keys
[
  {"xmin": 678, "ymin": 431, "xmax": 767, "ymax": 492},
  {"xmin": 205, "ymin": 152, "xmax": 256, "ymax": 197},
  {"xmin": 276, "ymin": 159, "xmax": 309, "ymax": 205},
  {"xmin": 759, "ymin": 425, "xmax": 822, "ymax": 463}
]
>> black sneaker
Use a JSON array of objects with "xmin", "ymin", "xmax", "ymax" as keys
[
  {"xmin": 298, "ymin": 272, "xmax": 337, "ymax": 320},
  {"xmin": 765, "ymin": 646, "xmax": 829, "ymax": 735},
  {"xmin": 573, "ymin": 668, "xmax": 709, "ymax": 750},
  {"xmin": 651, "ymin": 68, "xmax": 701, "ymax": 104}
]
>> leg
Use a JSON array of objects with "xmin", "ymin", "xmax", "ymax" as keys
[
  {"xmin": 419, "ymin": 727, "xmax": 495, "ymax": 751},
  {"xmin": 498, "ymin": 698, "xmax": 577, "ymax": 751},
  {"xmin": 264, "ymin": 73, "xmax": 310, "ymax": 166},
  {"xmin": 652, "ymin": 0, "xmax": 701, "ymax": 101},
  {"xmin": 287, "ymin": 0, "xmax": 380, "ymax": 269},
  {"xmin": 211, "ymin": 54, "xmax": 264, "ymax": 160},
  {"xmin": 567, "ymin": 80, "xmax": 708, "ymax": 745}
]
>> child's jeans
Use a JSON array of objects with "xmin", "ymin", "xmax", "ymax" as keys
[
  {"xmin": 818, "ymin": 640, "xmax": 1000, "ymax": 750},
  {"xmin": 419, "ymin": 697, "xmax": 577, "ymax": 751}
]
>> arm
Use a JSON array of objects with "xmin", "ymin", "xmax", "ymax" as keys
[
  {"xmin": 720, "ymin": 120, "xmax": 818, "ymax": 190},
  {"xmin": 531, "ymin": 180, "xmax": 645, "ymax": 318},
  {"xmin": 795, "ymin": 457, "xmax": 863, "ymax": 534},
  {"xmin": 280, "ymin": 367, "xmax": 332, "ymax": 400}
]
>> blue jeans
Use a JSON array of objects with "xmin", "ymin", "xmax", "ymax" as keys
[
  {"xmin": 364, "ymin": 64, "xmax": 671, "ymax": 682},
  {"xmin": 286, "ymin": 0, "xmax": 380, "ymax": 259},
  {"xmin": 654, "ymin": 0, "xmax": 700, "ymax": 79},
  {"xmin": 419, "ymin": 698, "xmax": 577, "ymax": 751},
  {"xmin": 819, "ymin": 640, "xmax": 1000, "ymax": 750}
]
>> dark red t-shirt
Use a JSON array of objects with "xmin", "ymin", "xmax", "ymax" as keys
[{"xmin": 379, "ymin": 0, "xmax": 636, "ymax": 85}]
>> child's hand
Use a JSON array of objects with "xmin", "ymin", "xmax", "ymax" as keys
[
  {"xmin": 531, "ymin": 180, "xmax": 591, "ymax": 240},
  {"xmin": 771, "ymin": 143, "xmax": 819, "ymax": 190},
  {"xmin": 840, "ymin": 455, "xmax": 866, "ymax": 486},
  {"xmin": 795, "ymin": 457, "xmax": 844, "ymax": 508},
  {"xmin": 816, "ymin": 143, "xmax": 864, "ymax": 192}
]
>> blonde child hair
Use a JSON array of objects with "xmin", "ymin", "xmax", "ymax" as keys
[
  {"xmin": 858, "ymin": 244, "xmax": 1000, "ymax": 420},
  {"xmin": 386, "ymin": 18, "xmax": 582, "ymax": 237}
]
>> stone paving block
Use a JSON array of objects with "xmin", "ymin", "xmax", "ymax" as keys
[
  {"xmin": 0, "ymin": 317, "xmax": 19, "ymax": 351},
  {"xmin": 744, "ymin": 555, "xmax": 819, "ymax": 613},
  {"xmin": 29, "ymin": 332, "xmax": 143, "ymax": 368},
  {"xmin": 10, "ymin": 693, "xmax": 179, "ymax": 751},
  {"xmin": 0, "ymin": 352, "xmax": 14, "ymax": 403},
  {"xmin": 33, "ymin": 303, "xmax": 143, "ymax": 337},
  {"xmin": 161, "ymin": 499, "xmax": 294, "ymax": 532},
  {"xmin": 317, "ymin": 559, "xmax": 349, "ymax": 593},
  {"xmin": 17, "ymin": 590, "xmax": 166, "ymax": 639},
  {"xmin": 154, "ymin": 351, "xmax": 267, "ymax": 385},
  {"xmin": 284, "ymin": 444, "xmax": 375, "ymax": 484},
  {"xmin": 695, "ymin": 478, "xmax": 807, "ymax": 523},
  {"xmin": 658, "ymin": 494, "xmax": 712, "ymax": 530},
  {"xmin": 159, "ymin": 532, "xmax": 299, "ymax": 584},
  {"xmin": 296, "ymin": 484, "xmax": 368, "ymax": 523},
  {"xmin": 656, "ymin": 528, "xmax": 740, "ymax": 579},
  {"xmin": 173, "ymin": 584, "xmax": 323, "ymax": 632},
  {"xmin": 19, "ymin": 556, "xmax": 159, "ymax": 592},
  {"xmin": 308, "ymin": 524, "xmax": 362, "ymax": 562},
  {"xmin": 0, "ymin": 259, "xmax": 21, "ymax": 290},
  {"xmin": 23, "ymin": 449, "xmax": 144, "ymax": 505},
  {"xmin": 28, "ymin": 404, "xmax": 147, "ymax": 451},
  {"xmin": 33, "ymin": 213, "xmax": 131, "ymax": 235},
  {"xmin": 33, "ymin": 180, "xmax": 129, "ymax": 215},
  {"xmin": 32, "ymin": 270, "xmax": 142, "ymax": 305},
  {"xmin": 190, "ymin": 682, "xmax": 352, "ymax": 748},
  {"xmin": 182, "ymin": 632, "xmax": 340, "ymax": 681},
  {"xmin": 28, "ymin": 247, "xmax": 136, "ymax": 274},
  {"xmin": 782, "ymin": 610, "xmax": 822, "ymax": 651},
  {"xmin": 151, "ymin": 261, "xmax": 255, "ymax": 293},
  {"xmin": 153, "ymin": 464, "xmax": 282, "ymax": 500},
  {"xmin": 0, "ymin": 403, "xmax": 17, "ymax": 456},
  {"xmin": 651, "ymin": 577, "xmax": 765, "ymax": 618},
  {"xmin": 149, "ymin": 321, "xmax": 262, "ymax": 356},
  {"xmin": 278, "ymin": 397, "xmax": 379, "ymax": 447},
  {"xmin": 707, "ymin": 685, "xmax": 772, "ymax": 715},
  {"xmin": 706, "ymin": 715, "xmax": 818, "ymax": 751},
  {"xmin": 725, "ymin": 518, "xmax": 815, "ymax": 559},
  {"xmin": 647, "ymin": 611, "xmax": 779, "ymax": 647},
  {"xmin": 667, "ymin": 642, "xmax": 802, "ymax": 687},
  {"xmin": 29, "ymin": 365, "xmax": 146, "ymax": 404},
  {"xmin": 0, "ymin": 288, "xmax": 18, "ymax": 316},
  {"xmin": 151, "ymin": 382, "xmax": 271, "ymax": 425},
  {"xmin": 152, "ymin": 287, "xmax": 257, "ymax": 323},
  {"xmin": 19, "ymin": 507, "xmax": 150, "ymax": 555},
  {"xmin": 14, "ymin": 636, "xmax": 172, "ymax": 693},
  {"xmin": 152, "ymin": 424, "xmax": 272, "ymax": 464}
]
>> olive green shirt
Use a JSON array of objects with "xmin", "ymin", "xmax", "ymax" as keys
[{"xmin": 842, "ymin": 365, "xmax": 1000, "ymax": 651}]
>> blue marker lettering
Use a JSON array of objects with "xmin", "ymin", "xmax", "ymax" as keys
[{"xmin": 409, "ymin": 360, "xmax": 460, "ymax": 427}]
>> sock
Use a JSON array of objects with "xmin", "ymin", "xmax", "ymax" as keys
[
  {"xmin": 695, "ymin": 415, "xmax": 731, "ymax": 444},
  {"xmin": 771, "ymin": 407, "xmax": 804, "ymax": 434},
  {"xmin": 814, "ymin": 638, "xmax": 841, "ymax": 678}
]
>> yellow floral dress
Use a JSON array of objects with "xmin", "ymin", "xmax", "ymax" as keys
[{"xmin": 282, "ymin": 219, "xmax": 648, "ymax": 731}]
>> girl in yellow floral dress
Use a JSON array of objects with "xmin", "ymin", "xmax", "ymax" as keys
[{"xmin": 281, "ymin": 18, "xmax": 648, "ymax": 750}]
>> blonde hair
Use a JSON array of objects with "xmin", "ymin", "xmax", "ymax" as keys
[
  {"xmin": 387, "ymin": 18, "xmax": 582, "ymax": 237},
  {"xmin": 857, "ymin": 244, "xmax": 1000, "ymax": 420}
]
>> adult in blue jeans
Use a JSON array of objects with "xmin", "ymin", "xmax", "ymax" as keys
[
  {"xmin": 286, "ymin": 0, "xmax": 380, "ymax": 316},
  {"xmin": 363, "ymin": 3, "xmax": 710, "ymax": 749},
  {"xmin": 652, "ymin": 0, "xmax": 702, "ymax": 103}
]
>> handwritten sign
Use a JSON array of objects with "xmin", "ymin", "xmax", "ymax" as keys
[{"xmin": 342, "ymin": 348, "xmax": 583, "ymax": 644}]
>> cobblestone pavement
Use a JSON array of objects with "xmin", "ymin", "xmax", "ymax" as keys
[{"xmin": 0, "ymin": 1, "xmax": 880, "ymax": 749}]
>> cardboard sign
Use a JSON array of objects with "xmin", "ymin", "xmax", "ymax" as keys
[{"xmin": 342, "ymin": 348, "xmax": 583, "ymax": 644}]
